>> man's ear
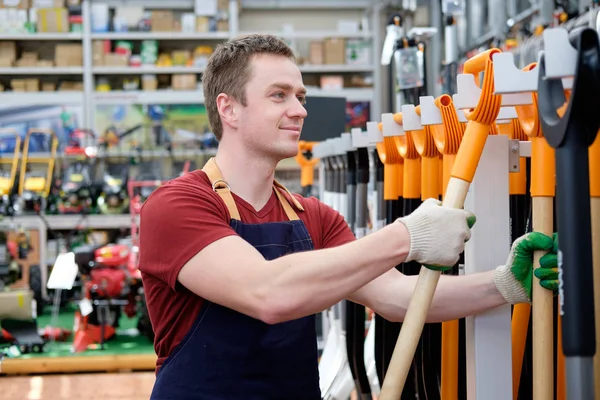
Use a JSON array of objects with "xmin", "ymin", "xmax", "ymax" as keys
[{"xmin": 216, "ymin": 93, "xmax": 238, "ymax": 129}]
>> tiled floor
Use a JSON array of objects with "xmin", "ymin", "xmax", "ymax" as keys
[{"xmin": 1, "ymin": 372, "xmax": 155, "ymax": 399}]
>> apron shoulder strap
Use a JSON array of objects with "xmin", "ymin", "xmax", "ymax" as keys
[
  {"xmin": 201, "ymin": 157, "xmax": 241, "ymax": 221},
  {"xmin": 273, "ymin": 179, "xmax": 304, "ymax": 221},
  {"xmin": 201, "ymin": 157, "xmax": 305, "ymax": 222}
]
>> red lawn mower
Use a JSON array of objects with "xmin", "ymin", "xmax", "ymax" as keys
[{"xmin": 71, "ymin": 242, "xmax": 151, "ymax": 352}]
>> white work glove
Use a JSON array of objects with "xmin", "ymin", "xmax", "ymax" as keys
[{"xmin": 396, "ymin": 198, "xmax": 476, "ymax": 270}]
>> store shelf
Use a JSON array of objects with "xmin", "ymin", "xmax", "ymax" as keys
[
  {"xmin": 306, "ymin": 87, "xmax": 373, "ymax": 102},
  {"xmin": 0, "ymin": 67, "xmax": 84, "ymax": 75},
  {"xmin": 0, "ymin": 91, "xmax": 84, "ymax": 106},
  {"xmin": 92, "ymin": 66, "xmax": 205, "ymax": 74},
  {"xmin": 93, "ymin": 90, "xmax": 204, "ymax": 105},
  {"xmin": 298, "ymin": 64, "xmax": 374, "ymax": 73},
  {"xmin": 91, "ymin": 31, "xmax": 229, "ymax": 40},
  {"xmin": 0, "ymin": 32, "xmax": 83, "ymax": 40},
  {"xmin": 239, "ymin": 30, "xmax": 372, "ymax": 39},
  {"xmin": 0, "ymin": 214, "xmax": 135, "ymax": 230},
  {"xmin": 240, "ymin": 0, "xmax": 372, "ymax": 9}
]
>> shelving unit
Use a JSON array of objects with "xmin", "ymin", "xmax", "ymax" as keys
[{"xmin": 0, "ymin": 0, "xmax": 383, "ymax": 130}]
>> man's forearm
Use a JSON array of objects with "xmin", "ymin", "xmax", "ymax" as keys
[
  {"xmin": 262, "ymin": 221, "xmax": 410, "ymax": 323},
  {"xmin": 359, "ymin": 269, "xmax": 507, "ymax": 323}
]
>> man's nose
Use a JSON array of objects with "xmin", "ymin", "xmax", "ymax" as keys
[{"xmin": 290, "ymin": 99, "xmax": 307, "ymax": 119}]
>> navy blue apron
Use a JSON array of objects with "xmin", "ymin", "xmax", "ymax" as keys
[{"xmin": 149, "ymin": 158, "xmax": 321, "ymax": 400}]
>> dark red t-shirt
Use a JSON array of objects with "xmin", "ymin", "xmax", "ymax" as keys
[{"xmin": 138, "ymin": 170, "xmax": 355, "ymax": 371}]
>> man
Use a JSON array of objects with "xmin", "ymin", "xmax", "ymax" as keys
[{"xmin": 139, "ymin": 34, "xmax": 558, "ymax": 399}]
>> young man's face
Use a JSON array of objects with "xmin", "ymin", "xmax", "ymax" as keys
[{"xmin": 237, "ymin": 53, "xmax": 307, "ymax": 161}]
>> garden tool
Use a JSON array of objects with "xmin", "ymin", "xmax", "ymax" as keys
[
  {"xmin": 406, "ymin": 104, "xmax": 444, "ymax": 399},
  {"xmin": 375, "ymin": 116, "xmax": 417, "ymax": 399},
  {"xmin": 0, "ymin": 129, "xmax": 21, "ymax": 216},
  {"xmin": 378, "ymin": 48, "xmax": 503, "ymax": 399},
  {"xmin": 16, "ymin": 128, "xmax": 59, "ymax": 215},
  {"xmin": 537, "ymin": 27, "xmax": 600, "ymax": 400},
  {"xmin": 345, "ymin": 130, "xmax": 372, "ymax": 399},
  {"xmin": 295, "ymin": 141, "xmax": 319, "ymax": 197},
  {"xmin": 591, "ymin": 129, "xmax": 600, "ymax": 400},
  {"xmin": 391, "ymin": 112, "xmax": 429, "ymax": 398},
  {"xmin": 424, "ymin": 93, "xmax": 467, "ymax": 400},
  {"xmin": 314, "ymin": 140, "xmax": 354, "ymax": 400},
  {"xmin": 499, "ymin": 112, "xmax": 536, "ymax": 400}
]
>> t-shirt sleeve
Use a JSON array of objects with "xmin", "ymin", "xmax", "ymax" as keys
[
  {"xmin": 138, "ymin": 179, "xmax": 237, "ymax": 291},
  {"xmin": 315, "ymin": 198, "xmax": 356, "ymax": 249}
]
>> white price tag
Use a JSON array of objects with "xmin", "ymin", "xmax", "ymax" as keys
[
  {"xmin": 47, "ymin": 252, "xmax": 79, "ymax": 290},
  {"xmin": 79, "ymin": 298, "xmax": 93, "ymax": 317}
]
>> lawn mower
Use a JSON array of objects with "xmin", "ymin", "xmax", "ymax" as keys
[
  {"xmin": 71, "ymin": 242, "xmax": 152, "ymax": 352},
  {"xmin": 0, "ymin": 129, "xmax": 22, "ymax": 216},
  {"xmin": 14, "ymin": 128, "xmax": 59, "ymax": 215},
  {"xmin": 52, "ymin": 160, "xmax": 97, "ymax": 215},
  {"xmin": 97, "ymin": 164, "xmax": 129, "ymax": 215}
]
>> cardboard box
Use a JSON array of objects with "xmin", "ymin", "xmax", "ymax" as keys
[
  {"xmin": 37, "ymin": 8, "xmax": 69, "ymax": 33},
  {"xmin": 0, "ymin": 0, "xmax": 29, "ymax": 9},
  {"xmin": 172, "ymin": 74, "xmax": 197, "ymax": 90},
  {"xmin": 103, "ymin": 53, "xmax": 128, "ymax": 67},
  {"xmin": 142, "ymin": 75, "xmax": 158, "ymax": 91},
  {"xmin": 308, "ymin": 41, "xmax": 323, "ymax": 65},
  {"xmin": 32, "ymin": 0, "xmax": 64, "ymax": 7},
  {"xmin": 151, "ymin": 10, "xmax": 174, "ymax": 32},
  {"xmin": 0, "ymin": 290, "xmax": 33, "ymax": 321},
  {"xmin": 323, "ymin": 38, "xmax": 345, "ymax": 65},
  {"xmin": 42, "ymin": 82, "xmax": 56, "ymax": 91},
  {"xmin": 0, "ymin": 41, "xmax": 17, "ymax": 63},
  {"xmin": 58, "ymin": 81, "xmax": 83, "ymax": 91},
  {"xmin": 55, "ymin": 43, "xmax": 82, "ymax": 66},
  {"xmin": 25, "ymin": 78, "xmax": 39, "ymax": 91}
]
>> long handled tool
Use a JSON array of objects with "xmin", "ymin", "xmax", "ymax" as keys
[
  {"xmin": 374, "ymin": 116, "xmax": 412, "ymax": 396},
  {"xmin": 591, "ymin": 129, "xmax": 600, "ymax": 400},
  {"xmin": 345, "ymin": 132, "xmax": 372, "ymax": 400},
  {"xmin": 422, "ymin": 94, "xmax": 467, "ymax": 400},
  {"xmin": 537, "ymin": 27, "xmax": 600, "ymax": 400},
  {"xmin": 512, "ymin": 71, "xmax": 553, "ymax": 400},
  {"xmin": 378, "ymin": 48, "xmax": 503, "ymax": 399},
  {"xmin": 408, "ymin": 104, "xmax": 444, "ymax": 399},
  {"xmin": 392, "ymin": 112, "xmax": 427, "ymax": 397}
]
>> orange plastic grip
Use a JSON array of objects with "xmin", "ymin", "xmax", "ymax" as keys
[
  {"xmin": 421, "ymin": 156, "xmax": 439, "ymax": 200},
  {"xmin": 463, "ymin": 48, "xmax": 502, "ymax": 86},
  {"xmin": 403, "ymin": 158, "xmax": 421, "ymax": 199},
  {"xmin": 450, "ymin": 121, "xmax": 491, "ymax": 183},
  {"xmin": 450, "ymin": 49, "xmax": 502, "ymax": 182},
  {"xmin": 590, "ymin": 132, "xmax": 600, "ymax": 198}
]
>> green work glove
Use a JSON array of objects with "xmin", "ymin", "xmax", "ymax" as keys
[{"xmin": 493, "ymin": 232, "xmax": 559, "ymax": 304}]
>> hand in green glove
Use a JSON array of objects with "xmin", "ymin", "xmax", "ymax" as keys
[{"xmin": 493, "ymin": 232, "xmax": 559, "ymax": 304}]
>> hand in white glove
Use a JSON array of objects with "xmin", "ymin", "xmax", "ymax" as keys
[{"xmin": 396, "ymin": 198, "xmax": 476, "ymax": 269}]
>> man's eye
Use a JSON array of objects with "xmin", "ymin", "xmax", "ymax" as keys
[
  {"xmin": 272, "ymin": 92, "xmax": 285, "ymax": 98},
  {"xmin": 297, "ymin": 96, "xmax": 307, "ymax": 104}
]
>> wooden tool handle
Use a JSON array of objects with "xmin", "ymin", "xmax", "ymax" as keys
[
  {"xmin": 378, "ymin": 177, "xmax": 470, "ymax": 399},
  {"xmin": 532, "ymin": 196, "xmax": 554, "ymax": 400}
]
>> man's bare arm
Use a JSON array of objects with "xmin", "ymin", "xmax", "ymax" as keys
[
  {"xmin": 349, "ymin": 268, "xmax": 506, "ymax": 323},
  {"xmin": 177, "ymin": 221, "xmax": 410, "ymax": 325}
]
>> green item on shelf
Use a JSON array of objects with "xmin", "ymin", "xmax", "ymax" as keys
[
  {"xmin": 141, "ymin": 40, "xmax": 158, "ymax": 64},
  {"xmin": 115, "ymin": 40, "xmax": 134, "ymax": 54},
  {"xmin": 71, "ymin": 23, "xmax": 83, "ymax": 33}
]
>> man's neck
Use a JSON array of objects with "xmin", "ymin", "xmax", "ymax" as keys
[{"xmin": 213, "ymin": 143, "xmax": 278, "ymax": 211}]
